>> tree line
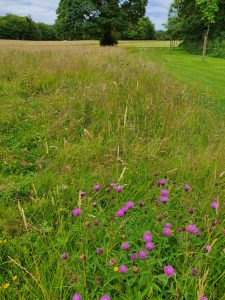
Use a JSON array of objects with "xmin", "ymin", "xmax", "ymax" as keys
[
  {"xmin": 166, "ymin": 0, "xmax": 225, "ymax": 58},
  {"xmin": 0, "ymin": 1, "xmax": 169, "ymax": 44}
]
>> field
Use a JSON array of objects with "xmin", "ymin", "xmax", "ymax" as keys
[{"xmin": 0, "ymin": 40, "xmax": 225, "ymax": 300}]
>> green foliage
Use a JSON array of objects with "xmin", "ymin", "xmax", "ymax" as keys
[
  {"xmin": 122, "ymin": 17, "xmax": 156, "ymax": 40},
  {"xmin": 0, "ymin": 14, "xmax": 57, "ymax": 41},
  {"xmin": 165, "ymin": 0, "xmax": 225, "ymax": 57},
  {"xmin": 55, "ymin": 0, "xmax": 150, "ymax": 44}
]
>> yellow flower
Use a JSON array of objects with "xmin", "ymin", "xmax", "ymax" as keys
[
  {"xmin": 113, "ymin": 266, "xmax": 119, "ymax": 272},
  {"xmin": 3, "ymin": 283, "xmax": 10, "ymax": 289},
  {"xmin": 12, "ymin": 276, "xmax": 17, "ymax": 281}
]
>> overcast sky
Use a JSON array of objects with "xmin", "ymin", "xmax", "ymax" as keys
[{"xmin": 0, "ymin": 0, "xmax": 172, "ymax": 30}]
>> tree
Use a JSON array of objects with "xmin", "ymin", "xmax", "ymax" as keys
[
  {"xmin": 136, "ymin": 17, "xmax": 155, "ymax": 40},
  {"xmin": 56, "ymin": 0, "xmax": 97, "ymax": 40},
  {"xmin": 37, "ymin": 23, "xmax": 57, "ymax": 40},
  {"xmin": 195, "ymin": 0, "xmax": 221, "ymax": 60},
  {"xmin": 56, "ymin": 0, "xmax": 149, "ymax": 45}
]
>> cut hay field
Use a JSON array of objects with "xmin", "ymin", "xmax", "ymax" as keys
[{"xmin": 0, "ymin": 40, "xmax": 225, "ymax": 300}]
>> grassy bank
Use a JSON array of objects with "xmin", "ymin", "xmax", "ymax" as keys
[{"xmin": 0, "ymin": 41, "xmax": 225, "ymax": 300}]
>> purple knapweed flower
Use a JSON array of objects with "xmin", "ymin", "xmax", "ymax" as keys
[
  {"xmin": 157, "ymin": 215, "xmax": 163, "ymax": 222},
  {"xmin": 200, "ymin": 296, "xmax": 208, "ymax": 300},
  {"xmin": 79, "ymin": 191, "xmax": 86, "ymax": 197},
  {"xmin": 205, "ymin": 245, "xmax": 212, "ymax": 253},
  {"xmin": 164, "ymin": 265, "xmax": 175, "ymax": 277},
  {"xmin": 61, "ymin": 252, "xmax": 69, "ymax": 260},
  {"xmin": 164, "ymin": 222, "xmax": 172, "ymax": 228},
  {"xmin": 119, "ymin": 265, "xmax": 128, "ymax": 273},
  {"xmin": 96, "ymin": 248, "xmax": 103, "ymax": 255},
  {"xmin": 93, "ymin": 202, "xmax": 97, "ymax": 208},
  {"xmin": 115, "ymin": 186, "xmax": 123, "ymax": 192},
  {"xmin": 72, "ymin": 208, "xmax": 81, "ymax": 216},
  {"xmin": 121, "ymin": 242, "xmax": 129, "ymax": 251},
  {"xmin": 100, "ymin": 296, "xmax": 111, "ymax": 300},
  {"xmin": 211, "ymin": 200, "xmax": 219, "ymax": 209},
  {"xmin": 116, "ymin": 210, "xmax": 124, "ymax": 217},
  {"xmin": 160, "ymin": 189, "xmax": 169, "ymax": 196},
  {"xmin": 121, "ymin": 206, "xmax": 129, "ymax": 214},
  {"xmin": 187, "ymin": 224, "xmax": 198, "ymax": 234},
  {"xmin": 160, "ymin": 196, "xmax": 168, "ymax": 203},
  {"xmin": 125, "ymin": 201, "xmax": 134, "ymax": 209},
  {"xmin": 93, "ymin": 184, "xmax": 100, "ymax": 191},
  {"xmin": 191, "ymin": 268, "xmax": 199, "ymax": 276},
  {"xmin": 223, "ymin": 229, "xmax": 225, "ymax": 236},
  {"xmin": 184, "ymin": 185, "xmax": 191, "ymax": 192},
  {"xmin": 139, "ymin": 249, "xmax": 147, "ymax": 260},
  {"xmin": 158, "ymin": 179, "xmax": 166, "ymax": 186},
  {"xmin": 143, "ymin": 231, "xmax": 152, "ymax": 242},
  {"xmin": 72, "ymin": 293, "xmax": 82, "ymax": 300},
  {"xmin": 130, "ymin": 253, "xmax": 137, "ymax": 260},
  {"xmin": 110, "ymin": 183, "xmax": 116, "ymax": 188},
  {"xmin": 146, "ymin": 242, "xmax": 155, "ymax": 251},
  {"xmin": 196, "ymin": 231, "xmax": 201, "ymax": 237},
  {"xmin": 163, "ymin": 228, "xmax": 171, "ymax": 237}
]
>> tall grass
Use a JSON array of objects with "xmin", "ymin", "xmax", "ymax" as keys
[{"xmin": 0, "ymin": 41, "xmax": 225, "ymax": 300}]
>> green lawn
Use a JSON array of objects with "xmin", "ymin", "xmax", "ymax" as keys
[{"xmin": 128, "ymin": 47, "xmax": 225, "ymax": 103}]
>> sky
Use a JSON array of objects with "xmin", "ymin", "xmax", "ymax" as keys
[{"xmin": 0, "ymin": 0, "xmax": 172, "ymax": 30}]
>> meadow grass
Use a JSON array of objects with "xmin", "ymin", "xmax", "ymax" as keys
[{"xmin": 0, "ymin": 41, "xmax": 225, "ymax": 300}]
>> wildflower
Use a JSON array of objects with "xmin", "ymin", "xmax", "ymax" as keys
[
  {"xmin": 196, "ymin": 231, "xmax": 201, "ymax": 237},
  {"xmin": 222, "ymin": 229, "xmax": 225, "ymax": 236},
  {"xmin": 61, "ymin": 252, "xmax": 69, "ymax": 260},
  {"xmin": 138, "ymin": 201, "xmax": 144, "ymax": 207},
  {"xmin": 130, "ymin": 253, "xmax": 137, "ymax": 260},
  {"xmin": 95, "ymin": 279, "xmax": 101, "ymax": 285},
  {"xmin": 164, "ymin": 265, "xmax": 175, "ymax": 277},
  {"xmin": 160, "ymin": 196, "xmax": 168, "ymax": 203},
  {"xmin": 72, "ymin": 293, "xmax": 82, "ymax": 300},
  {"xmin": 191, "ymin": 268, "xmax": 199, "ymax": 276},
  {"xmin": 79, "ymin": 191, "xmax": 86, "ymax": 197},
  {"xmin": 109, "ymin": 258, "xmax": 117, "ymax": 266},
  {"xmin": 158, "ymin": 179, "xmax": 166, "ymax": 186},
  {"xmin": 113, "ymin": 266, "xmax": 119, "ymax": 272},
  {"xmin": 163, "ymin": 228, "xmax": 171, "ymax": 237},
  {"xmin": 93, "ymin": 184, "xmax": 100, "ymax": 191},
  {"xmin": 184, "ymin": 185, "xmax": 191, "ymax": 192},
  {"xmin": 205, "ymin": 245, "xmax": 212, "ymax": 253},
  {"xmin": 100, "ymin": 296, "xmax": 111, "ymax": 300},
  {"xmin": 213, "ymin": 219, "xmax": 220, "ymax": 226},
  {"xmin": 12, "ymin": 276, "xmax": 17, "ymax": 281},
  {"xmin": 188, "ymin": 208, "xmax": 194, "ymax": 214},
  {"xmin": 105, "ymin": 187, "xmax": 111, "ymax": 193},
  {"xmin": 116, "ymin": 210, "xmax": 124, "ymax": 218},
  {"xmin": 160, "ymin": 189, "xmax": 169, "ymax": 196},
  {"xmin": 164, "ymin": 222, "xmax": 172, "ymax": 228},
  {"xmin": 93, "ymin": 202, "xmax": 97, "ymax": 208},
  {"xmin": 110, "ymin": 183, "xmax": 116, "ymax": 188},
  {"xmin": 115, "ymin": 186, "xmax": 123, "ymax": 192},
  {"xmin": 139, "ymin": 249, "xmax": 147, "ymax": 260},
  {"xmin": 187, "ymin": 224, "xmax": 198, "ymax": 234},
  {"xmin": 200, "ymin": 296, "xmax": 208, "ymax": 300},
  {"xmin": 96, "ymin": 248, "xmax": 103, "ymax": 255},
  {"xmin": 119, "ymin": 265, "xmax": 128, "ymax": 273},
  {"xmin": 211, "ymin": 200, "xmax": 219, "ymax": 209},
  {"xmin": 121, "ymin": 206, "xmax": 129, "ymax": 214},
  {"xmin": 72, "ymin": 208, "xmax": 81, "ymax": 216},
  {"xmin": 121, "ymin": 242, "xmax": 129, "ymax": 250},
  {"xmin": 2, "ymin": 283, "xmax": 10, "ymax": 289},
  {"xmin": 125, "ymin": 201, "xmax": 134, "ymax": 209},
  {"xmin": 146, "ymin": 242, "xmax": 155, "ymax": 251},
  {"xmin": 143, "ymin": 231, "xmax": 152, "ymax": 242},
  {"xmin": 133, "ymin": 266, "xmax": 139, "ymax": 273}
]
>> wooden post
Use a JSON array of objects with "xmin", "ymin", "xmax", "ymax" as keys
[{"xmin": 202, "ymin": 25, "xmax": 209, "ymax": 62}]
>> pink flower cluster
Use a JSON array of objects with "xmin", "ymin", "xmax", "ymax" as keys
[{"xmin": 115, "ymin": 201, "xmax": 135, "ymax": 217}]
